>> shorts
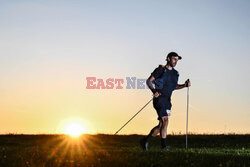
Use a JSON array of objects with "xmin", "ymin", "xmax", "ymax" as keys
[{"xmin": 153, "ymin": 96, "xmax": 172, "ymax": 120}]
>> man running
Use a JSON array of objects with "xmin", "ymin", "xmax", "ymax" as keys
[{"xmin": 140, "ymin": 52, "xmax": 191, "ymax": 151}]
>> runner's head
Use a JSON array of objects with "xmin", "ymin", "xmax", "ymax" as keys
[{"xmin": 166, "ymin": 52, "xmax": 182, "ymax": 67}]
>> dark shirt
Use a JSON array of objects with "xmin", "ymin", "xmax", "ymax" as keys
[{"xmin": 151, "ymin": 65, "xmax": 179, "ymax": 98}]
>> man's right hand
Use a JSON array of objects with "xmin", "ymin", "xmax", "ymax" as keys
[{"xmin": 154, "ymin": 92, "xmax": 161, "ymax": 98}]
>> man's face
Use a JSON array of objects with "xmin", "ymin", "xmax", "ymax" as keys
[{"xmin": 167, "ymin": 56, "xmax": 179, "ymax": 67}]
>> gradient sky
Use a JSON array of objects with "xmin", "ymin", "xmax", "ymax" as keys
[{"xmin": 0, "ymin": 0, "xmax": 249, "ymax": 134}]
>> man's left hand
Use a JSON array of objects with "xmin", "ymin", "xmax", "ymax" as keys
[{"xmin": 185, "ymin": 79, "xmax": 191, "ymax": 87}]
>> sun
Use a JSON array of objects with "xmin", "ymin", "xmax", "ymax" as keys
[{"xmin": 64, "ymin": 122, "xmax": 86, "ymax": 137}]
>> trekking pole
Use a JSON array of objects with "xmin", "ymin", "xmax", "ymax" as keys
[
  {"xmin": 186, "ymin": 84, "xmax": 190, "ymax": 149},
  {"xmin": 114, "ymin": 97, "xmax": 154, "ymax": 135}
]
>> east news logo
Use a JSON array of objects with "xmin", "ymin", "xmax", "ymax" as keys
[{"xmin": 85, "ymin": 77, "xmax": 151, "ymax": 89}]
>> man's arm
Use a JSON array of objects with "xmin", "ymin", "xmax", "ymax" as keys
[
  {"xmin": 146, "ymin": 75, "xmax": 161, "ymax": 98},
  {"xmin": 175, "ymin": 84, "xmax": 186, "ymax": 90},
  {"xmin": 146, "ymin": 75, "xmax": 156, "ymax": 94},
  {"xmin": 175, "ymin": 79, "xmax": 191, "ymax": 90}
]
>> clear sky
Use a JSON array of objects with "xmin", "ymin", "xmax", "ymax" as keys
[{"xmin": 0, "ymin": 0, "xmax": 249, "ymax": 135}]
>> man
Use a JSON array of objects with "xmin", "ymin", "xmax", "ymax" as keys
[{"xmin": 140, "ymin": 52, "xmax": 191, "ymax": 151}]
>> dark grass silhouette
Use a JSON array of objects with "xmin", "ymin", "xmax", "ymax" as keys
[{"xmin": 0, "ymin": 134, "xmax": 249, "ymax": 167}]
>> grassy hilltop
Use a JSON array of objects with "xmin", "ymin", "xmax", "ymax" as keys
[{"xmin": 0, "ymin": 134, "xmax": 249, "ymax": 167}]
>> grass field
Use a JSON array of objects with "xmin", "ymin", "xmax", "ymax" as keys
[{"xmin": 0, "ymin": 134, "xmax": 249, "ymax": 167}]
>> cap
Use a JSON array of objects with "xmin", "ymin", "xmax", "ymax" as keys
[{"xmin": 166, "ymin": 52, "xmax": 182, "ymax": 60}]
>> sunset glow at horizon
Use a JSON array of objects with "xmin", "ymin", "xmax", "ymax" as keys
[{"xmin": 63, "ymin": 122, "xmax": 86, "ymax": 137}]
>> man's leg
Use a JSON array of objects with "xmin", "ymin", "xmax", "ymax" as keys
[
  {"xmin": 144, "ymin": 120, "xmax": 162, "ymax": 141},
  {"xmin": 140, "ymin": 121, "xmax": 162, "ymax": 150},
  {"xmin": 160, "ymin": 116, "xmax": 169, "ymax": 149}
]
